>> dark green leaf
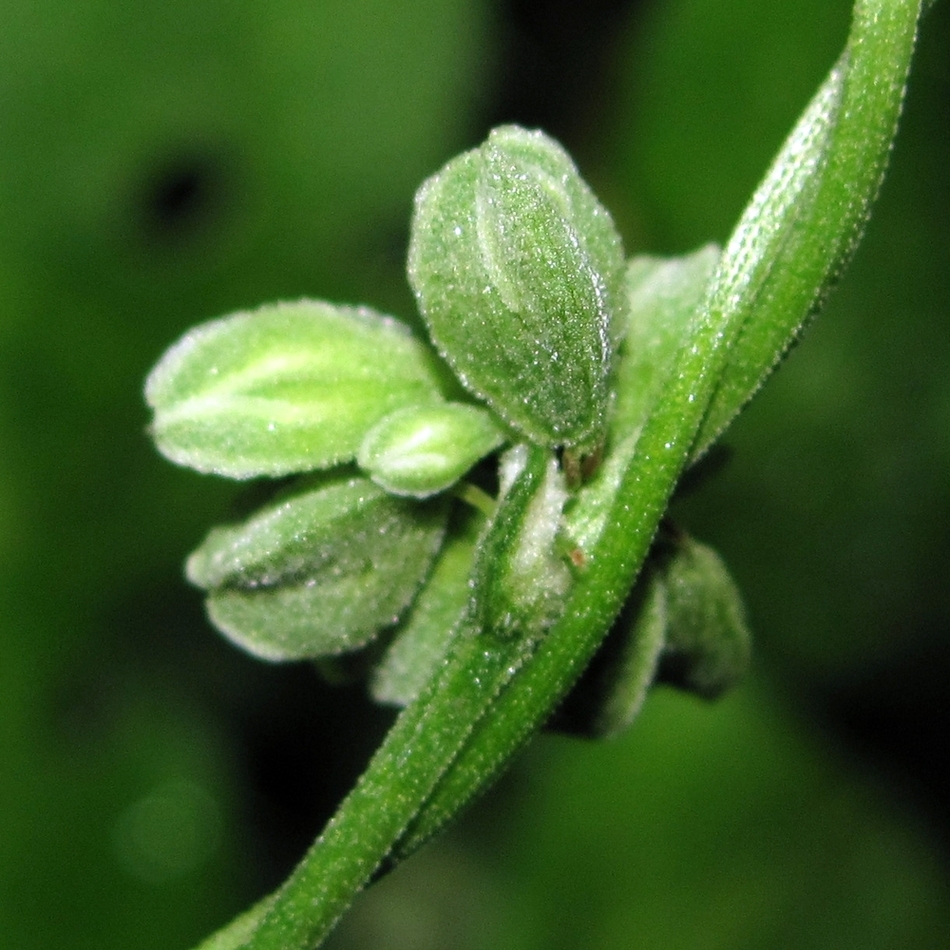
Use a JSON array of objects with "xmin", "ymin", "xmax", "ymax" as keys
[{"xmin": 655, "ymin": 533, "xmax": 751, "ymax": 700}]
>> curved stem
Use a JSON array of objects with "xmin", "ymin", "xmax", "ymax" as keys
[{"xmin": 194, "ymin": 2, "xmax": 924, "ymax": 947}]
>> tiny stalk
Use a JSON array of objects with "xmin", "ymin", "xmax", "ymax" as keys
[{"xmin": 141, "ymin": 1, "xmax": 927, "ymax": 946}]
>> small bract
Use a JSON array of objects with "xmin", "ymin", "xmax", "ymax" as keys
[
  {"xmin": 656, "ymin": 534, "xmax": 751, "ymax": 700},
  {"xmin": 469, "ymin": 445, "xmax": 571, "ymax": 642},
  {"xmin": 408, "ymin": 125, "xmax": 626, "ymax": 455},
  {"xmin": 358, "ymin": 402, "xmax": 506, "ymax": 498}
]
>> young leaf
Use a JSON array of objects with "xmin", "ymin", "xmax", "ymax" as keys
[
  {"xmin": 408, "ymin": 125, "xmax": 625, "ymax": 454},
  {"xmin": 146, "ymin": 300, "xmax": 445, "ymax": 478},
  {"xmin": 186, "ymin": 474, "xmax": 448, "ymax": 661},
  {"xmin": 358, "ymin": 402, "xmax": 506, "ymax": 498},
  {"xmin": 615, "ymin": 246, "xmax": 720, "ymax": 436}
]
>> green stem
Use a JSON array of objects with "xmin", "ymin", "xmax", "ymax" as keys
[
  {"xmin": 452, "ymin": 479, "xmax": 496, "ymax": 517},
  {"xmin": 226, "ymin": 449, "xmax": 555, "ymax": 949},
  {"xmin": 386, "ymin": 0, "xmax": 925, "ymax": 859},
  {"xmin": 228, "ymin": 265, "xmax": 724, "ymax": 950}
]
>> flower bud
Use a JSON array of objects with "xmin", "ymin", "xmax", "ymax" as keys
[
  {"xmin": 408, "ymin": 125, "xmax": 625, "ymax": 454},
  {"xmin": 358, "ymin": 402, "xmax": 505, "ymax": 498},
  {"xmin": 145, "ymin": 300, "xmax": 444, "ymax": 479},
  {"xmin": 185, "ymin": 474, "xmax": 448, "ymax": 661}
]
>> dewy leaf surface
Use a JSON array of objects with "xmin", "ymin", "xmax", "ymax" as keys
[
  {"xmin": 408, "ymin": 126, "xmax": 624, "ymax": 452},
  {"xmin": 146, "ymin": 300, "xmax": 445, "ymax": 478},
  {"xmin": 186, "ymin": 474, "xmax": 448, "ymax": 661}
]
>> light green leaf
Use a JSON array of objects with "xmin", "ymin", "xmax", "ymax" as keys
[
  {"xmin": 358, "ymin": 402, "xmax": 506, "ymax": 498},
  {"xmin": 408, "ymin": 125, "xmax": 625, "ymax": 453},
  {"xmin": 186, "ymin": 473, "xmax": 448, "ymax": 661},
  {"xmin": 146, "ymin": 300, "xmax": 444, "ymax": 478}
]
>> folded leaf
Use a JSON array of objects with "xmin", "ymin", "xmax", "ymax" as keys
[
  {"xmin": 691, "ymin": 0, "xmax": 921, "ymax": 459},
  {"xmin": 186, "ymin": 474, "xmax": 448, "ymax": 661},
  {"xmin": 146, "ymin": 300, "xmax": 445, "ymax": 478}
]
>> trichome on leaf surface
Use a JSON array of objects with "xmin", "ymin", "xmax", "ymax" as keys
[{"xmin": 143, "ymin": 2, "xmax": 928, "ymax": 946}]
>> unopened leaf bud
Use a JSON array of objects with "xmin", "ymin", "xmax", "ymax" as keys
[{"xmin": 408, "ymin": 125, "xmax": 626, "ymax": 455}]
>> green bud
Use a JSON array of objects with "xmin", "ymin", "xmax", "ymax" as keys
[
  {"xmin": 550, "ymin": 526, "xmax": 750, "ymax": 738},
  {"xmin": 656, "ymin": 532, "xmax": 751, "ymax": 700},
  {"xmin": 185, "ymin": 474, "xmax": 448, "ymax": 661},
  {"xmin": 145, "ymin": 300, "xmax": 444, "ymax": 479},
  {"xmin": 358, "ymin": 402, "xmax": 505, "ymax": 498},
  {"xmin": 408, "ymin": 125, "xmax": 626, "ymax": 453}
]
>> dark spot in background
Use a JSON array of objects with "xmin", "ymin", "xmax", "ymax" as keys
[
  {"xmin": 810, "ymin": 636, "xmax": 950, "ymax": 865},
  {"xmin": 134, "ymin": 146, "xmax": 238, "ymax": 247},
  {"xmin": 484, "ymin": 0, "xmax": 635, "ymax": 144}
]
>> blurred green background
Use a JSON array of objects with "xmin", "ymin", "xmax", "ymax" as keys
[{"xmin": 1, "ymin": 1, "xmax": 947, "ymax": 948}]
